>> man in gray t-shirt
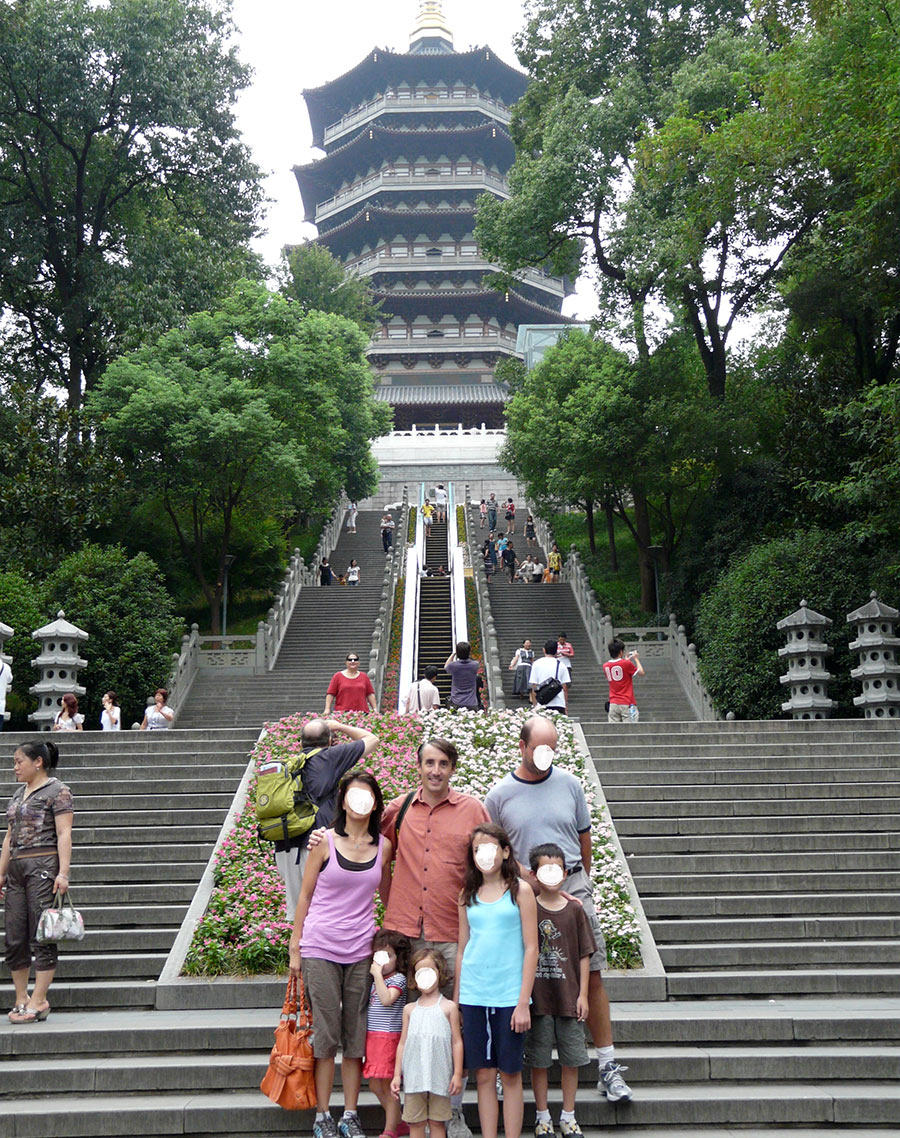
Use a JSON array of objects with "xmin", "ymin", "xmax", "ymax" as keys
[
  {"xmin": 484, "ymin": 715, "xmax": 633, "ymax": 1104},
  {"xmin": 444, "ymin": 640, "xmax": 481, "ymax": 709}
]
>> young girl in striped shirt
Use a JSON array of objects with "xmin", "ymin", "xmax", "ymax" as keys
[{"xmin": 365, "ymin": 929, "xmax": 412, "ymax": 1138}]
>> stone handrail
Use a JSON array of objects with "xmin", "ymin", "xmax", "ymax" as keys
[
  {"xmin": 258, "ymin": 546, "xmax": 308, "ymax": 670},
  {"xmin": 369, "ymin": 487, "xmax": 408, "ymax": 706},
  {"xmin": 565, "ymin": 549, "xmax": 613, "ymax": 666},
  {"xmin": 166, "ymin": 624, "xmax": 201, "ymax": 720},
  {"xmin": 667, "ymin": 613, "xmax": 719, "ymax": 721},
  {"xmin": 464, "ymin": 488, "xmax": 505, "ymax": 709}
]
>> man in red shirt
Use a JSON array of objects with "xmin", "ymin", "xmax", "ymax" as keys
[
  {"xmin": 602, "ymin": 638, "xmax": 644, "ymax": 723},
  {"xmin": 323, "ymin": 652, "xmax": 376, "ymax": 714}
]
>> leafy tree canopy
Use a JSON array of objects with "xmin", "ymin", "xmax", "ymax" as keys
[
  {"xmin": 279, "ymin": 242, "xmax": 387, "ymax": 333},
  {"xmin": 0, "ymin": 0, "xmax": 265, "ymax": 408}
]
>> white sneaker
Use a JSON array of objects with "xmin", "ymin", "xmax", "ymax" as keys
[
  {"xmin": 534, "ymin": 1120, "xmax": 556, "ymax": 1138},
  {"xmin": 559, "ymin": 1120, "xmax": 583, "ymax": 1138},
  {"xmin": 598, "ymin": 1060, "xmax": 633, "ymax": 1102}
]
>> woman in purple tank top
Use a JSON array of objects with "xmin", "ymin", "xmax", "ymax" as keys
[{"xmin": 290, "ymin": 770, "xmax": 394, "ymax": 1138}]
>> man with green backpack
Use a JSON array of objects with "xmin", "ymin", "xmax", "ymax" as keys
[{"xmin": 259, "ymin": 717, "xmax": 380, "ymax": 918}]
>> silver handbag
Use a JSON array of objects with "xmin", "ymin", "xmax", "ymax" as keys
[{"xmin": 36, "ymin": 890, "xmax": 85, "ymax": 943}]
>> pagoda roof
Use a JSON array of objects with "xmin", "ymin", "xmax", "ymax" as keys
[
  {"xmin": 373, "ymin": 382, "xmax": 509, "ymax": 405},
  {"xmin": 372, "ymin": 286, "xmax": 568, "ymax": 322},
  {"xmin": 847, "ymin": 591, "xmax": 900, "ymax": 623},
  {"xmin": 318, "ymin": 203, "xmax": 479, "ymax": 248},
  {"xmin": 294, "ymin": 123, "xmax": 515, "ymax": 222},
  {"xmin": 303, "ymin": 47, "xmax": 527, "ymax": 147}
]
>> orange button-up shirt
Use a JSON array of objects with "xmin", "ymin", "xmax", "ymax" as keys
[{"xmin": 381, "ymin": 786, "xmax": 490, "ymax": 942}]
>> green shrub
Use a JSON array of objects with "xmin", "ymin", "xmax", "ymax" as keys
[
  {"xmin": 0, "ymin": 571, "xmax": 48, "ymax": 726},
  {"xmin": 45, "ymin": 544, "xmax": 184, "ymax": 727},
  {"xmin": 695, "ymin": 529, "xmax": 873, "ymax": 719}
]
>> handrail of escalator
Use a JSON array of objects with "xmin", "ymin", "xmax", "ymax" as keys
[
  {"xmin": 447, "ymin": 483, "xmax": 468, "ymax": 648},
  {"xmin": 397, "ymin": 483, "xmax": 425, "ymax": 711}
]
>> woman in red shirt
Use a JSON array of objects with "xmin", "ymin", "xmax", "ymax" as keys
[{"xmin": 324, "ymin": 653, "xmax": 377, "ymax": 714}]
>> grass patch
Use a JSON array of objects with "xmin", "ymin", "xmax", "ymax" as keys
[{"xmin": 551, "ymin": 512, "xmax": 648, "ymax": 624}]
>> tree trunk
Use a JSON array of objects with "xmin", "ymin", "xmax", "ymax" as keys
[
  {"xmin": 604, "ymin": 496, "xmax": 618, "ymax": 572},
  {"xmin": 585, "ymin": 500, "xmax": 597, "ymax": 555},
  {"xmin": 632, "ymin": 489, "xmax": 655, "ymax": 613}
]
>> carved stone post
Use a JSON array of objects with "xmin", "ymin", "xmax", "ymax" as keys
[
  {"xmin": 29, "ymin": 611, "xmax": 89, "ymax": 731},
  {"xmin": 776, "ymin": 600, "xmax": 836, "ymax": 719},
  {"xmin": 847, "ymin": 592, "xmax": 900, "ymax": 719}
]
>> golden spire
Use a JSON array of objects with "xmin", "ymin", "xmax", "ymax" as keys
[{"xmin": 409, "ymin": 0, "xmax": 454, "ymax": 51}]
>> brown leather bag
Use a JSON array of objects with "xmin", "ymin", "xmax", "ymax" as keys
[{"xmin": 260, "ymin": 974, "xmax": 316, "ymax": 1110}]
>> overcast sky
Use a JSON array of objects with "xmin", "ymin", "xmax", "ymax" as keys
[{"xmin": 227, "ymin": 1, "xmax": 593, "ymax": 317}]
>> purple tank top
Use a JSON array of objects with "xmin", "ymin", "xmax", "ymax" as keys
[{"xmin": 301, "ymin": 829, "xmax": 383, "ymax": 964}]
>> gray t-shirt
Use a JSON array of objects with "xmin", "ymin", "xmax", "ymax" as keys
[
  {"xmin": 446, "ymin": 658, "xmax": 481, "ymax": 708},
  {"xmin": 484, "ymin": 767, "xmax": 591, "ymax": 873}
]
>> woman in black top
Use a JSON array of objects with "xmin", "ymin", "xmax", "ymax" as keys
[{"xmin": 0, "ymin": 740, "xmax": 73, "ymax": 1023}]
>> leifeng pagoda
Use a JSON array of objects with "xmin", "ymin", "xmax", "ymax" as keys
[{"xmin": 293, "ymin": 1, "xmax": 572, "ymax": 430}]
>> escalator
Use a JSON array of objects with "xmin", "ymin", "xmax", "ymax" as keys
[{"xmin": 416, "ymin": 515, "xmax": 453, "ymax": 702}]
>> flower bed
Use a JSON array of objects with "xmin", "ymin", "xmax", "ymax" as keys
[{"xmin": 182, "ymin": 708, "xmax": 642, "ymax": 975}]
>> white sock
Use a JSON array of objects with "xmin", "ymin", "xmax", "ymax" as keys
[
  {"xmin": 342, "ymin": 1111, "xmax": 357, "ymax": 1120},
  {"xmin": 560, "ymin": 1110, "xmax": 575, "ymax": 1124},
  {"xmin": 596, "ymin": 1045, "xmax": 614, "ymax": 1066},
  {"xmin": 316, "ymin": 1113, "xmax": 329, "ymax": 1122},
  {"xmin": 535, "ymin": 1109, "xmax": 551, "ymax": 1123}
]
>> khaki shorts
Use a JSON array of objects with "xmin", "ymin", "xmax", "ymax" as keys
[
  {"xmin": 301, "ymin": 956, "xmax": 370, "ymax": 1059},
  {"xmin": 403, "ymin": 1091, "xmax": 452, "ymax": 1124},
  {"xmin": 565, "ymin": 868, "xmax": 607, "ymax": 971},
  {"xmin": 525, "ymin": 1014, "xmax": 590, "ymax": 1069},
  {"xmin": 608, "ymin": 702, "xmax": 639, "ymax": 723}
]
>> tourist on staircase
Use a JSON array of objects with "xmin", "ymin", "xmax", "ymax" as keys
[
  {"xmin": 289, "ymin": 771, "xmax": 393, "ymax": 1138},
  {"xmin": 486, "ymin": 493, "xmax": 498, "ymax": 533},
  {"xmin": 556, "ymin": 633, "xmax": 575, "ymax": 687},
  {"xmin": 100, "ymin": 691, "xmax": 121, "ymax": 731},
  {"xmin": 1, "ymin": 740, "xmax": 73, "ymax": 1024},
  {"xmin": 434, "ymin": 484, "xmax": 448, "ymax": 523},
  {"xmin": 402, "ymin": 665, "xmax": 441, "ymax": 714},
  {"xmin": 602, "ymin": 639, "xmax": 644, "ymax": 724},
  {"xmin": 528, "ymin": 641, "xmax": 569, "ymax": 716},
  {"xmin": 324, "ymin": 653, "xmax": 376, "ymax": 715},
  {"xmin": 444, "ymin": 643, "xmax": 481, "ymax": 711},
  {"xmin": 346, "ymin": 559, "xmax": 361, "ymax": 587},
  {"xmin": 140, "ymin": 687, "xmax": 174, "ymax": 730},
  {"xmin": 51, "ymin": 692, "xmax": 83, "ymax": 731},
  {"xmin": 508, "ymin": 641, "xmax": 534, "ymax": 699},
  {"xmin": 547, "ymin": 544, "xmax": 562, "ymax": 583},
  {"xmin": 381, "ymin": 512, "xmax": 395, "ymax": 553}
]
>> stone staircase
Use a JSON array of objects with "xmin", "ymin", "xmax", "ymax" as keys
[
  {"xmin": 0, "ymin": 729, "xmax": 257, "ymax": 1014},
  {"xmin": 177, "ymin": 512, "xmax": 391, "ymax": 728},
  {"xmin": 586, "ymin": 719, "xmax": 900, "ymax": 998},
  {"xmin": 478, "ymin": 519, "xmax": 695, "ymax": 721}
]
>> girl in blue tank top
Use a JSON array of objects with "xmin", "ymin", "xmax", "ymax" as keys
[{"xmin": 454, "ymin": 823, "xmax": 538, "ymax": 1138}]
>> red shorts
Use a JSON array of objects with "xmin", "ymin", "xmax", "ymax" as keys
[{"xmin": 363, "ymin": 1030, "xmax": 402, "ymax": 1079}]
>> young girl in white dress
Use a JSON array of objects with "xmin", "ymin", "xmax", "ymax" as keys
[{"xmin": 391, "ymin": 949, "xmax": 463, "ymax": 1138}]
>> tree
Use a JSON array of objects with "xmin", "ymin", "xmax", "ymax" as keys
[
  {"xmin": 502, "ymin": 329, "xmax": 729, "ymax": 609},
  {"xmin": 0, "ymin": 570, "xmax": 47, "ymax": 725},
  {"xmin": 0, "ymin": 0, "xmax": 264, "ymax": 409},
  {"xmin": 90, "ymin": 280, "xmax": 388, "ymax": 632},
  {"xmin": 279, "ymin": 242, "xmax": 386, "ymax": 333},
  {"xmin": 45, "ymin": 545, "xmax": 183, "ymax": 726}
]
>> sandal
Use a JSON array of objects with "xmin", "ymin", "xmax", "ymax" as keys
[
  {"xmin": 9, "ymin": 1002, "xmax": 50, "ymax": 1024},
  {"xmin": 7, "ymin": 1004, "xmax": 26, "ymax": 1023}
]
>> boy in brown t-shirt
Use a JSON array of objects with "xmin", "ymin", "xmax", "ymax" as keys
[{"xmin": 525, "ymin": 843, "xmax": 596, "ymax": 1138}]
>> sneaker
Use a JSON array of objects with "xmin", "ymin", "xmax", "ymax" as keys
[
  {"xmin": 558, "ymin": 1120, "xmax": 583, "ymax": 1138},
  {"xmin": 338, "ymin": 1116, "xmax": 366, "ymax": 1138},
  {"xmin": 447, "ymin": 1108, "xmax": 473, "ymax": 1138},
  {"xmin": 314, "ymin": 1117, "xmax": 340, "ymax": 1138},
  {"xmin": 598, "ymin": 1060, "xmax": 633, "ymax": 1102},
  {"xmin": 534, "ymin": 1120, "xmax": 557, "ymax": 1138}
]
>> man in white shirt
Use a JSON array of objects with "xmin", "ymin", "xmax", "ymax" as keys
[
  {"xmin": 402, "ymin": 665, "xmax": 441, "ymax": 713},
  {"xmin": 434, "ymin": 483, "xmax": 448, "ymax": 523},
  {"xmin": 0, "ymin": 658, "xmax": 12, "ymax": 731},
  {"xmin": 529, "ymin": 639, "xmax": 570, "ymax": 714}
]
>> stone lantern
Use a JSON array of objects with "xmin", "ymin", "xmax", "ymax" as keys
[
  {"xmin": 0, "ymin": 620, "xmax": 12, "ymax": 727},
  {"xmin": 847, "ymin": 592, "xmax": 900, "ymax": 719},
  {"xmin": 777, "ymin": 600, "xmax": 836, "ymax": 719},
  {"xmin": 29, "ymin": 611, "xmax": 88, "ymax": 731}
]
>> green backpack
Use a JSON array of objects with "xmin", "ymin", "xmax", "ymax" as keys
[{"xmin": 256, "ymin": 747, "xmax": 322, "ymax": 843}]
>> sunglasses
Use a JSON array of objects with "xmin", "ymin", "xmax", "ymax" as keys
[{"xmin": 346, "ymin": 657, "xmax": 359, "ymax": 662}]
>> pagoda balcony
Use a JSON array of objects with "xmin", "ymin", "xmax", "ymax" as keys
[
  {"xmin": 324, "ymin": 89, "xmax": 512, "ymax": 144},
  {"xmin": 368, "ymin": 327, "xmax": 519, "ymax": 352},
  {"xmin": 345, "ymin": 248, "xmax": 566, "ymax": 297},
  {"xmin": 316, "ymin": 166, "xmax": 509, "ymax": 224}
]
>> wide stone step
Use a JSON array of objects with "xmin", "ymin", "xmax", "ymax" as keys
[
  {"xmin": 74, "ymin": 809, "xmax": 235, "ymax": 827},
  {"xmin": 634, "ymin": 869, "xmax": 900, "ymax": 893},
  {"xmin": 68, "ymin": 904, "xmax": 189, "ymax": 926},
  {"xmin": 70, "ymin": 793, "xmax": 235, "ymax": 810},
  {"xmin": 652, "ymin": 915, "xmax": 900, "ymax": 941},
  {"xmin": 621, "ymin": 832, "xmax": 900, "ymax": 854},
  {"xmin": 0, "ymin": 927, "xmax": 178, "ymax": 953},
  {"xmin": 0, "ymin": 981, "xmax": 157, "ymax": 1012},
  {"xmin": 607, "ymin": 781, "xmax": 899, "ymax": 802},
  {"xmin": 608, "ymin": 796, "xmax": 900, "ymax": 817},
  {"xmin": 666, "ymin": 969, "xmax": 900, "ymax": 998},
  {"xmin": 6, "ymin": 1082, "xmax": 900, "ymax": 1134},
  {"xmin": 614, "ymin": 813, "xmax": 900, "ymax": 836},
  {"xmin": 627, "ymin": 851, "xmax": 900, "ymax": 874},
  {"xmin": 1, "ymin": 952, "xmax": 165, "ymax": 979},
  {"xmin": 74, "ymin": 843, "xmax": 213, "ymax": 864},
  {"xmin": 74, "ymin": 827, "xmax": 222, "ymax": 845},
  {"xmin": 660, "ymin": 939, "xmax": 900, "ymax": 969},
  {"xmin": 590, "ymin": 740, "xmax": 900, "ymax": 759},
  {"xmin": 642, "ymin": 892, "xmax": 900, "ymax": 918},
  {"xmin": 67, "ymin": 861, "xmax": 208, "ymax": 883},
  {"xmin": 600, "ymin": 766, "xmax": 900, "ymax": 786},
  {"xmin": 51, "ymin": 883, "xmax": 198, "ymax": 905},
  {"xmin": 596, "ymin": 752, "xmax": 900, "ymax": 772}
]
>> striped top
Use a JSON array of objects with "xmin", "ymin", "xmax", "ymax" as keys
[{"xmin": 367, "ymin": 971, "xmax": 407, "ymax": 1033}]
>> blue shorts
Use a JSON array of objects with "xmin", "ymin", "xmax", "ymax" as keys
[{"xmin": 460, "ymin": 1004, "xmax": 525, "ymax": 1074}]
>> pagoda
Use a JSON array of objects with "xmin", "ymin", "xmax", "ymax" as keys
[{"xmin": 294, "ymin": 1, "xmax": 571, "ymax": 429}]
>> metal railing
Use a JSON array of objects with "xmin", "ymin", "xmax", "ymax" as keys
[
  {"xmin": 317, "ymin": 168, "xmax": 509, "ymax": 222},
  {"xmin": 464, "ymin": 486, "xmax": 505, "ymax": 708},
  {"xmin": 323, "ymin": 90, "xmax": 512, "ymax": 142}
]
